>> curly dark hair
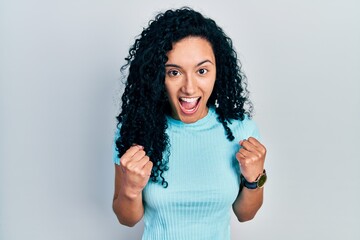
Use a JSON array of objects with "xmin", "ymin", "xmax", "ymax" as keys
[{"xmin": 115, "ymin": 7, "xmax": 253, "ymax": 187}]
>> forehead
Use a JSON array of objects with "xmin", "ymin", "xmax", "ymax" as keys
[{"xmin": 166, "ymin": 37, "xmax": 215, "ymax": 64}]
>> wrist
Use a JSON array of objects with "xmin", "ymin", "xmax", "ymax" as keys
[
  {"xmin": 119, "ymin": 185, "xmax": 143, "ymax": 200},
  {"xmin": 241, "ymin": 169, "xmax": 267, "ymax": 189}
]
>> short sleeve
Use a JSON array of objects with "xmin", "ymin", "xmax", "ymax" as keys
[
  {"xmin": 247, "ymin": 118, "xmax": 261, "ymax": 141},
  {"xmin": 112, "ymin": 127, "xmax": 120, "ymax": 165},
  {"xmin": 229, "ymin": 115, "xmax": 261, "ymax": 142}
]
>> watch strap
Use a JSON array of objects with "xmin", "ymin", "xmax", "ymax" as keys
[{"xmin": 240, "ymin": 169, "xmax": 266, "ymax": 189}]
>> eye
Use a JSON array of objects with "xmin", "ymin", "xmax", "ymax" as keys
[
  {"xmin": 167, "ymin": 70, "xmax": 181, "ymax": 77},
  {"xmin": 198, "ymin": 68, "xmax": 208, "ymax": 75}
]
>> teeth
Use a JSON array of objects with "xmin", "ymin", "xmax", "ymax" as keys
[{"xmin": 180, "ymin": 97, "xmax": 200, "ymax": 103}]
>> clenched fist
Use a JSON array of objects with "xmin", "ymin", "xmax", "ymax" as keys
[
  {"xmin": 119, "ymin": 145, "xmax": 153, "ymax": 198},
  {"xmin": 235, "ymin": 137, "xmax": 267, "ymax": 183}
]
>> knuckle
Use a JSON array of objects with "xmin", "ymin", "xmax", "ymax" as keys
[
  {"xmin": 129, "ymin": 165, "xmax": 142, "ymax": 176},
  {"xmin": 120, "ymin": 154, "xmax": 126, "ymax": 161},
  {"xmin": 127, "ymin": 163, "xmax": 136, "ymax": 170},
  {"xmin": 120, "ymin": 157, "xmax": 128, "ymax": 166},
  {"xmin": 243, "ymin": 159, "xmax": 250, "ymax": 166},
  {"xmin": 133, "ymin": 167, "xmax": 142, "ymax": 175},
  {"xmin": 262, "ymin": 146, "xmax": 267, "ymax": 154},
  {"xmin": 140, "ymin": 170, "xmax": 149, "ymax": 178}
]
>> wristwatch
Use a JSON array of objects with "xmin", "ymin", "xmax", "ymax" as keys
[{"xmin": 241, "ymin": 169, "xmax": 267, "ymax": 189}]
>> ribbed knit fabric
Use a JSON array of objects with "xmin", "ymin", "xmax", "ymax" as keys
[{"xmin": 113, "ymin": 107, "xmax": 260, "ymax": 240}]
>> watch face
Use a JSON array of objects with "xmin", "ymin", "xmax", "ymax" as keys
[{"xmin": 257, "ymin": 174, "xmax": 267, "ymax": 188}]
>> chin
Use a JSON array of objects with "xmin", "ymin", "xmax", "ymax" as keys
[{"xmin": 177, "ymin": 106, "xmax": 207, "ymax": 123}]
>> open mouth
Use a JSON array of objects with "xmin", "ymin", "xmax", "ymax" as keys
[{"xmin": 179, "ymin": 97, "xmax": 201, "ymax": 115}]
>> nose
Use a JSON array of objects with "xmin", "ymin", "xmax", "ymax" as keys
[{"xmin": 181, "ymin": 73, "xmax": 197, "ymax": 95}]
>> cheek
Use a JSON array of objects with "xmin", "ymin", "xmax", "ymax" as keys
[
  {"xmin": 164, "ymin": 82, "xmax": 176, "ymax": 100},
  {"xmin": 201, "ymin": 79, "xmax": 216, "ymax": 97}
]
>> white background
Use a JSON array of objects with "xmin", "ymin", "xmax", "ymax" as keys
[{"xmin": 1, "ymin": 0, "xmax": 359, "ymax": 239}]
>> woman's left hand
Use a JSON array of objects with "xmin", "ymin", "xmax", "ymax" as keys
[{"xmin": 235, "ymin": 137, "xmax": 267, "ymax": 182}]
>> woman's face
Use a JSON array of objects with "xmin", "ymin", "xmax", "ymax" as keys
[{"xmin": 165, "ymin": 37, "xmax": 216, "ymax": 123}]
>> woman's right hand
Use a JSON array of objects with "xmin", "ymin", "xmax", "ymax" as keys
[{"xmin": 119, "ymin": 145, "xmax": 153, "ymax": 199}]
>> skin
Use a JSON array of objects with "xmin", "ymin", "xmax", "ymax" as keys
[
  {"xmin": 113, "ymin": 36, "xmax": 266, "ymax": 226},
  {"xmin": 112, "ymin": 145, "xmax": 152, "ymax": 226},
  {"xmin": 233, "ymin": 137, "xmax": 266, "ymax": 221},
  {"xmin": 164, "ymin": 37, "xmax": 216, "ymax": 124}
]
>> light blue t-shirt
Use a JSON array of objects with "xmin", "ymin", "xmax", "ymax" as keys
[{"xmin": 113, "ymin": 107, "xmax": 260, "ymax": 240}]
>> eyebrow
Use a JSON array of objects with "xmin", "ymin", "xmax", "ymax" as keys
[{"xmin": 165, "ymin": 60, "xmax": 214, "ymax": 68}]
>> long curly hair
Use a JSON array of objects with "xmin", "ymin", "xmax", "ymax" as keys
[{"xmin": 116, "ymin": 7, "xmax": 253, "ymax": 187}]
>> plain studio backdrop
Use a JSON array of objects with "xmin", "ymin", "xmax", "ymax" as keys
[{"xmin": 1, "ymin": 0, "xmax": 359, "ymax": 239}]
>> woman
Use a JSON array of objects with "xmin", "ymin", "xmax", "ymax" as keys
[{"xmin": 112, "ymin": 7, "xmax": 267, "ymax": 240}]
